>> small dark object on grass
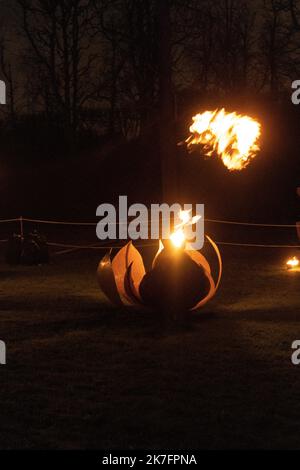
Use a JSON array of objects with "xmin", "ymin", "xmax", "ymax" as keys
[
  {"xmin": 5, "ymin": 233, "xmax": 22, "ymax": 265},
  {"xmin": 27, "ymin": 230, "xmax": 49, "ymax": 264},
  {"xmin": 5, "ymin": 230, "xmax": 49, "ymax": 265}
]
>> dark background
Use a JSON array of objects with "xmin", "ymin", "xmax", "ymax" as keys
[
  {"xmin": 1, "ymin": 2, "xmax": 300, "ymax": 452},
  {"xmin": 0, "ymin": 0, "xmax": 299, "ymax": 230}
]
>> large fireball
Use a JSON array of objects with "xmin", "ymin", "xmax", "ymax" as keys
[{"xmin": 186, "ymin": 108, "xmax": 261, "ymax": 171}]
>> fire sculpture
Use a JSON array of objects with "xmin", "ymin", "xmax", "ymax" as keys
[{"xmin": 97, "ymin": 211, "xmax": 222, "ymax": 312}]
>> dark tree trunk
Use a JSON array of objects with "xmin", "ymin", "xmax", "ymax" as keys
[{"xmin": 158, "ymin": 0, "xmax": 178, "ymax": 205}]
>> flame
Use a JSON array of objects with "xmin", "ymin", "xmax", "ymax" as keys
[
  {"xmin": 186, "ymin": 108, "xmax": 261, "ymax": 171},
  {"xmin": 170, "ymin": 229, "xmax": 185, "ymax": 248},
  {"xmin": 170, "ymin": 210, "xmax": 201, "ymax": 248},
  {"xmin": 287, "ymin": 256, "xmax": 299, "ymax": 269}
]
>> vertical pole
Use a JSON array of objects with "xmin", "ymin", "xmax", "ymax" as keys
[
  {"xmin": 158, "ymin": 0, "xmax": 178, "ymax": 206},
  {"xmin": 20, "ymin": 216, "xmax": 24, "ymax": 239}
]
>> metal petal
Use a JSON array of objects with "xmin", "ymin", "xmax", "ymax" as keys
[
  {"xmin": 185, "ymin": 249, "xmax": 211, "ymax": 274},
  {"xmin": 152, "ymin": 240, "xmax": 164, "ymax": 268},
  {"xmin": 124, "ymin": 262, "xmax": 145, "ymax": 306},
  {"xmin": 191, "ymin": 234, "xmax": 222, "ymax": 310},
  {"xmin": 205, "ymin": 234, "xmax": 222, "ymax": 290},
  {"xmin": 97, "ymin": 251, "xmax": 123, "ymax": 306},
  {"xmin": 112, "ymin": 241, "xmax": 146, "ymax": 305},
  {"xmin": 191, "ymin": 271, "xmax": 216, "ymax": 310}
]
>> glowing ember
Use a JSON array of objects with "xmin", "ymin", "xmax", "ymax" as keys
[
  {"xmin": 170, "ymin": 210, "xmax": 201, "ymax": 248},
  {"xmin": 286, "ymin": 256, "xmax": 299, "ymax": 269},
  {"xmin": 186, "ymin": 108, "xmax": 261, "ymax": 171}
]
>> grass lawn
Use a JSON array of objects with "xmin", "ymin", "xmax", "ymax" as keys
[{"xmin": 0, "ymin": 246, "xmax": 300, "ymax": 449}]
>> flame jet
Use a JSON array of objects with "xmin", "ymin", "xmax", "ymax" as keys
[{"xmin": 186, "ymin": 108, "xmax": 261, "ymax": 171}]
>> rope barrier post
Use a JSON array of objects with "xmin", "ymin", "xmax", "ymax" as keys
[{"xmin": 20, "ymin": 216, "xmax": 24, "ymax": 239}]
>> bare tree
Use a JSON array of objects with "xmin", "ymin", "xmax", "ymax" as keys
[
  {"xmin": 17, "ymin": 0, "xmax": 98, "ymax": 133},
  {"xmin": 91, "ymin": 0, "xmax": 126, "ymax": 135},
  {"xmin": 93, "ymin": 0, "xmax": 160, "ymax": 136},
  {"xmin": 0, "ymin": 36, "xmax": 16, "ymax": 124},
  {"xmin": 258, "ymin": 0, "xmax": 299, "ymax": 94},
  {"xmin": 177, "ymin": 0, "xmax": 260, "ymax": 95}
]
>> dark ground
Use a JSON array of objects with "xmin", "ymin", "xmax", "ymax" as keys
[{"xmin": 0, "ymin": 245, "xmax": 300, "ymax": 449}]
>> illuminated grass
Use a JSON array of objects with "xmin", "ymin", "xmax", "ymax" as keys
[{"xmin": 0, "ymin": 248, "xmax": 299, "ymax": 449}]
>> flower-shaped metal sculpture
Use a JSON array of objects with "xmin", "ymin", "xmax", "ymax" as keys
[{"xmin": 97, "ymin": 235, "xmax": 222, "ymax": 311}]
